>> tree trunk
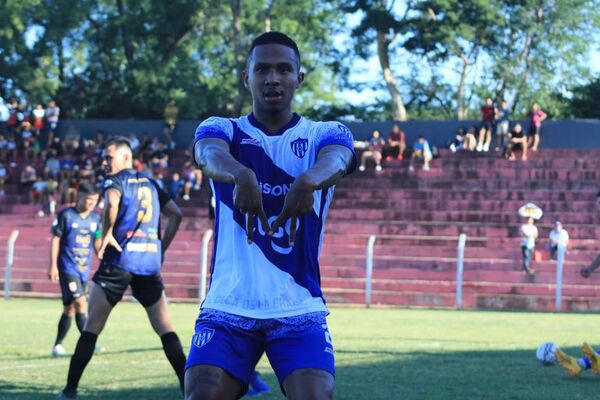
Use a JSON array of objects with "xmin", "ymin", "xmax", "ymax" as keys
[
  {"xmin": 376, "ymin": 32, "xmax": 407, "ymax": 121},
  {"xmin": 231, "ymin": 0, "xmax": 246, "ymax": 116},
  {"xmin": 456, "ymin": 55, "xmax": 469, "ymax": 120},
  {"xmin": 264, "ymin": 0, "xmax": 274, "ymax": 32},
  {"xmin": 512, "ymin": 6, "xmax": 542, "ymax": 114}
]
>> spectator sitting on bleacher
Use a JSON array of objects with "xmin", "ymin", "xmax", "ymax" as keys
[
  {"xmin": 548, "ymin": 221, "xmax": 569, "ymax": 260},
  {"xmin": 182, "ymin": 159, "xmax": 203, "ymax": 191},
  {"xmin": 506, "ymin": 122, "xmax": 528, "ymax": 161},
  {"xmin": 168, "ymin": 171, "xmax": 185, "ymax": 201},
  {"xmin": 21, "ymin": 120, "xmax": 35, "ymax": 161},
  {"xmin": 358, "ymin": 129, "xmax": 385, "ymax": 172},
  {"xmin": 31, "ymin": 176, "xmax": 48, "ymax": 213},
  {"xmin": 0, "ymin": 162, "xmax": 7, "ymax": 196},
  {"xmin": 32, "ymin": 103, "xmax": 45, "ymax": 136},
  {"xmin": 20, "ymin": 164, "xmax": 37, "ymax": 196},
  {"xmin": 409, "ymin": 135, "xmax": 432, "ymax": 171},
  {"xmin": 45, "ymin": 150, "xmax": 61, "ymax": 180},
  {"xmin": 49, "ymin": 135, "xmax": 64, "ymax": 157},
  {"xmin": 384, "ymin": 125, "xmax": 406, "ymax": 160},
  {"xmin": 448, "ymin": 128, "xmax": 465, "ymax": 152}
]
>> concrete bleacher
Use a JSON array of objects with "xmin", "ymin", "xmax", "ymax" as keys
[{"xmin": 2, "ymin": 147, "xmax": 600, "ymax": 311}]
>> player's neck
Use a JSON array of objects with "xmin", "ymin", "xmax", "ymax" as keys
[
  {"xmin": 78, "ymin": 209, "xmax": 91, "ymax": 218},
  {"xmin": 252, "ymin": 109, "xmax": 294, "ymax": 135}
]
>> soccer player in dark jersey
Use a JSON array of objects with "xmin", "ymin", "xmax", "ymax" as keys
[
  {"xmin": 58, "ymin": 137, "xmax": 185, "ymax": 399},
  {"xmin": 185, "ymin": 32, "xmax": 355, "ymax": 400},
  {"xmin": 48, "ymin": 183, "xmax": 101, "ymax": 357}
]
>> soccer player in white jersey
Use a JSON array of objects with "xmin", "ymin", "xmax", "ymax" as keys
[{"xmin": 184, "ymin": 32, "xmax": 356, "ymax": 399}]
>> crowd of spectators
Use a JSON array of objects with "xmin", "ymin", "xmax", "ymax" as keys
[
  {"xmin": 448, "ymin": 99, "xmax": 547, "ymax": 161},
  {"xmin": 0, "ymin": 97, "xmax": 202, "ymax": 216}
]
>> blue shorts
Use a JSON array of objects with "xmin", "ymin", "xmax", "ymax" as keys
[{"xmin": 185, "ymin": 310, "xmax": 335, "ymax": 387}]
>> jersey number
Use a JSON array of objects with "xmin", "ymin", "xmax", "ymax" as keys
[{"xmin": 137, "ymin": 186, "xmax": 153, "ymax": 223}]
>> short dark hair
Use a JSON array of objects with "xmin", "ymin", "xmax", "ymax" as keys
[
  {"xmin": 247, "ymin": 31, "xmax": 301, "ymax": 68},
  {"xmin": 104, "ymin": 136, "xmax": 132, "ymax": 152},
  {"xmin": 78, "ymin": 183, "xmax": 98, "ymax": 196}
]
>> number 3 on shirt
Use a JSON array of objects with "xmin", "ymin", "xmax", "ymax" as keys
[{"xmin": 137, "ymin": 186, "xmax": 153, "ymax": 223}]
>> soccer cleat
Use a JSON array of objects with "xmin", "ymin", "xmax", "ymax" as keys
[
  {"xmin": 555, "ymin": 349, "xmax": 582, "ymax": 377},
  {"xmin": 375, "ymin": 165, "xmax": 382, "ymax": 172},
  {"xmin": 246, "ymin": 371, "xmax": 270, "ymax": 396},
  {"xmin": 57, "ymin": 390, "xmax": 77, "ymax": 399},
  {"xmin": 422, "ymin": 165, "xmax": 430, "ymax": 171},
  {"xmin": 582, "ymin": 342, "xmax": 600, "ymax": 374},
  {"xmin": 52, "ymin": 344, "xmax": 66, "ymax": 357}
]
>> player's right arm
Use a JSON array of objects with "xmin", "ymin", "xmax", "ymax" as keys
[
  {"xmin": 193, "ymin": 118, "xmax": 268, "ymax": 243},
  {"xmin": 48, "ymin": 236, "xmax": 60, "ymax": 283},
  {"xmin": 48, "ymin": 212, "xmax": 65, "ymax": 283}
]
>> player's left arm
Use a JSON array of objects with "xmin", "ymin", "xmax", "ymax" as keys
[
  {"xmin": 98, "ymin": 188, "xmax": 123, "ymax": 259},
  {"xmin": 93, "ymin": 227, "xmax": 102, "ymax": 256},
  {"xmin": 160, "ymin": 200, "xmax": 182, "ymax": 258},
  {"xmin": 270, "ymin": 144, "xmax": 354, "ymax": 246}
]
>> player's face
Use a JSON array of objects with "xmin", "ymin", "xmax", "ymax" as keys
[
  {"xmin": 78, "ymin": 193, "xmax": 99, "ymax": 212},
  {"xmin": 244, "ymin": 44, "xmax": 304, "ymax": 115},
  {"xmin": 103, "ymin": 145, "xmax": 129, "ymax": 175}
]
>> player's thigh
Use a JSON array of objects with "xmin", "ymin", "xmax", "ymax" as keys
[
  {"xmin": 185, "ymin": 365, "xmax": 245, "ymax": 400},
  {"xmin": 185, "ymin": 316, "xmax": 263, "ymax": 399},
  {"xmin": 266, "ymin": 317, "xmax": 335, "ymax": 397},
  {"xmin": 144, "ymin": 291, "xmax": 174, "ymax": 335},
  {"xmin": 283, "ymin": 368, "xmax": 334, "ymax": 400},
  {"xmin": 72, "ymin": 295, "xmax": 87, "ymax": 314},
  {"xmin": 58, "ymin": 272, "xmax": 85, "ymax": 307},
  {"xmin": 84, "ymin": 282, "xmax": 114, "ymax": 334}
]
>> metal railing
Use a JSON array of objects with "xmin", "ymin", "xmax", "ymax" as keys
[
  {"xmin": 4, "ymin": 230, "xmax": 20, "ymax": 300},
  {"xmin": 198, "ymin": 229, "xmax": 213, "ymax": 304},
  {"xmin": 455, "ymin": 233, "xmax": 467, "ymax": 309},
  {"xmin": 555, "ymin": 244, "xmax": 567, "ymax": 311},
  {"xmin": 364, "ymin": 235, "xmax": 376, "ymax": 308}
]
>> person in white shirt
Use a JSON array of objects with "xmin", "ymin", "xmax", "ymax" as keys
[
  {"xmin": 520, "ymin": 217, "xmax": 538, "ymax": 275},
  {"xmin": 548, "ymin": 221, "xmax": 569, "ymax": 260}
]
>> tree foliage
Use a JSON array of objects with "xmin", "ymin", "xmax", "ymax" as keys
[{"xmin": 0, "ymin": 0, "xmax": 345, "ymax": 120}]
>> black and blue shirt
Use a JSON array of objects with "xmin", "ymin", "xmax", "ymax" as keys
[
  {"xmin": 101, "ymin": 169, "xmax": 171, "ymax": 275},
  {"xmin": 52, "ymin": 208, "xmax": 102, "ymax": 282}
]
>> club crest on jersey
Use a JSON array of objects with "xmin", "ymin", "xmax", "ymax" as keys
[
  {"xmin": 90, "ymin": 222, "xmax": 98, "ymax": 232},
  {"xmin": 193, "ymin": 328, "xmax": 215, "ymax": 349},
  {"xmin": 291, "ymin": 137, "xmax": 308, "ymax": 159}
]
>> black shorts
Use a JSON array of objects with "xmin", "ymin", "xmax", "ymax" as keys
[
  {"xmin": 59, "ymin": 272, "xmax": 87, "ymax": 306},
  {"xmin": 480, "ymin": 122, "xmax": 493, "ymax": 131},
  {"xmin": 529, "ymin": 124, "xmax": 541, "ymax": 136},
  {"xmin": 92, "ymin": 263, "xmax": 164, "ymax": 307}
]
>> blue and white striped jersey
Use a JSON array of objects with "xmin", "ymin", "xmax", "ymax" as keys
[{"xmin": 194, "ymin": 113, "xmax": 356, "ymax": 318}]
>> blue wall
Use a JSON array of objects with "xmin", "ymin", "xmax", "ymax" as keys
[{"xmin": 57, "ymin": 118, "xmax": 600, "ymax": 149}]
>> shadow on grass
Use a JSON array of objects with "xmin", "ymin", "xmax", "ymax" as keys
[
  {"xmin": 0, "ymin": 381, "xmax": 181, "ymax": 400},
  {"xmin": 3, "ymin": 348, "xmax": 600, "ymax": 400},
  {"xmin": 0, "ymin": 347, "xmax": 163, "ymax": 363}
]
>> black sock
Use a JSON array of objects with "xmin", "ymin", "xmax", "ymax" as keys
[
  {"xmin": 55, "ymin": 314, "xmax": 73, "ymax": 346},
  {"xmin": 63, "ymin": 331, "xmax": 98, "ymax": 393},
  {"xmin": 75, "ymin": 313, "xmax": 87, "ymax": 333},
  {"xmin": 160, "ymin": 332, "xmax": 186, "ymax": 393}
]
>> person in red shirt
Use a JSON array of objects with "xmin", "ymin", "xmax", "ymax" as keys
[
  {"xmin": 477, "ymin": 97, "xmax": 496, "ymax": 152},
  {"xmin": 384, "ymin": 124, "xmax": 406, "ymax": 160}
]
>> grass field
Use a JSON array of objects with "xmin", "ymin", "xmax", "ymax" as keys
[{"xmin": 2, "ymin": 299, "xmax": 600, "ymax": 399}]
